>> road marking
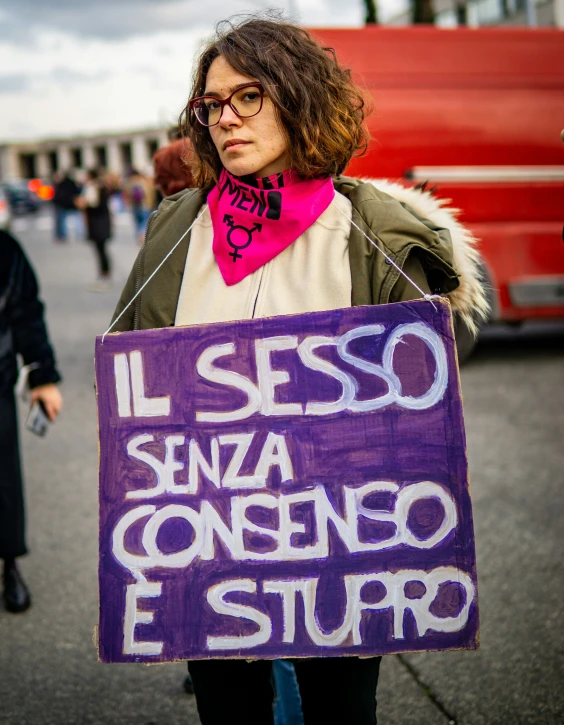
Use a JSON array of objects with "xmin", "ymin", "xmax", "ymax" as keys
[
  {"xmin": 36, "ymin": 216, "xmax": 53, "ymax": 231},
  {"xmin": 11, "ymin": 219, "xmax": 28, "ymax": 232}
]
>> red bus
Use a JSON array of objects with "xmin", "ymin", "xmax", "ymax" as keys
[{"xmin": 312, "ymin": 27, "xmax": 564, "ymax": 337}]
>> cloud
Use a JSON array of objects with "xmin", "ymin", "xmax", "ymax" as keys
[
  {"xmin": 0, "ymin": 0, "xmax": 364, "ymax": 44},
  {"xmin": 0, "ymin": 1, "xmax": 269, "ymax": 43},
  {"xmin": 0, "ymin": 67, "xmax": 111, "ymax": 96},
  {"xmin": 0, "ymin": 74, "xmax": 31, "ymax": 94},
  {"xmin": 49, "ymin": 67, "xmax": 111, "ymax": 87}
]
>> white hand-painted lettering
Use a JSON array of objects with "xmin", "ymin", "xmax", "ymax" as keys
[
  {"xmin": 196, "ymin": 343, "xmax": 262, "ymax": 423},
  {"xmin": 112, "ymin": 505, "xmax": 157, "ymax": 571},
  {"xmin": 346, "ymin": 567, "xmax": 475, "ymax": 642},
  {"xmin": 206, "ymin": 579, "xmax": 272, "ymax": 650},
  {"xmin": 255, "ymin": 336, "xmax": 303, "ymax": 417},
  {"xmin": 126, "ymin": 434, "xmax": 185, "ymax": 499},
  {"xmin": 195, "ymin": 322, "xmax": 448, "ymax": 422},
  {"xmin": 200, "ymin": 500, "xmax": 237, "ymax": 560},
  {"xmin": 382, "ymin": 323, "xmax": 448, "ymax": 410},
  {"xmin": 126, "ymin": 431, "xmax": 294, "ymax": 498},
  {"xmin": 113, "ymin": 351, "xmax": 170, "ymax": 418},
  {"xmin": 114, "ymin": 353, "xmax": 132, "ymax": 417},
  {"xmin": 188, "ymin": 437, "xmax": 221, "ymax": 493},
  {"xmin": 111, "ymin": 481, "xmax": 457, "ymax": 571},
  {"xmin": 142, "ymin": 504, "xmax": 203, "ymax": 568},
  {"xmin": 205, "ymin": 567, "xmax": 475, "ymax": 651},
  {"xmin": 337, "ymin": 324, "xmax": 399, "ymax": 412},
  {"xmin": 279, "ymin": 489, "xmax": 325, "ymax": 560},
  {"xmin": 262, "ymin": 580, "xmax": 306, "ymax": 643},
  {"xmin": 122, "ymin": 570, "xmax": 163, "ymax": 656},
  {"xmin": 254, "ymin": 432, "xmax": 294, "ymax": 484},
  {"xmin": 297, "ymin": 336, "xmax": 357, "ymax": 415},
  {"xmin": 394, "ymin": 480, "xmax": 457, "ymax": 549},
  {"xmin": 302, "ymin": 577, "xmax": 356, "ymax": 646},
  {"xmin": 231, "ymin": 493, "xmax": 281, "ymax": 560},
  {"xmin": 218, "ymin": 433, "xmax": 263, "ymax": 489}
]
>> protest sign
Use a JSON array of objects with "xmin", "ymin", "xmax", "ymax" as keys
[{"xmin": 95, "ymin": 299, "xmax": 479, "ymax": 663}]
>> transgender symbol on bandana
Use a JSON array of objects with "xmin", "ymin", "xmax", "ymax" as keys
[
  {"xmin": 222, "ymin": 214, "xmax": 262, "ymax": 261},
  {"xmin": 208, "ymin": 168, "xmax": 335, "ymax": 286}
]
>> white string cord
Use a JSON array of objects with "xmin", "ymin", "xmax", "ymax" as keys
[
  {"xmin": 101, "ymin": 207, "xmax": 208, "ymax": 343},
  {"xmin": 336, "ymin": 205, "xmax": 439, "ymax": 310},
  {"xmin": 103, "ymin": 202, "xmax": 438, "ymax": 343}
]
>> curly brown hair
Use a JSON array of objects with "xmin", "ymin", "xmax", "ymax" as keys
[{"xmin": 180, "ymin": 15, "xmax": 370, "ymax": 189}]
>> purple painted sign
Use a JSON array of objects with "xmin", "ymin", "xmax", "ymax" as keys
[{"xmin": 95, "ymin": 300, "xmax": 479, "ymax": 663}]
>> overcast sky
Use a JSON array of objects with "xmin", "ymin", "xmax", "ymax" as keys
[{"xmin": 0, "ymin": 0, "xmax": 405, "ymax": 143}]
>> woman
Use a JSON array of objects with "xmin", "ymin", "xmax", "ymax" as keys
[
  {"xmin": 77, "ymin": 168, "xmax": 112, "ymax": 291},
  {"xmin": 111, "ymin": 16, "xmax": 486, "ymax": 724},
  {"xmin": 1, "ymin": 230, "xmax": 62, "ymax": 613}
]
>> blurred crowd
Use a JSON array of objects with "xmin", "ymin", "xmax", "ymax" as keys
[{"xmin": 49, "ymin": 137, "xmax": 194, "ymax": 291}]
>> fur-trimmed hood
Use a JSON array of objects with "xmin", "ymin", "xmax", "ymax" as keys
[{"xmin": 365, "ymin": 179, "xmax": 490, "ymax": 334}]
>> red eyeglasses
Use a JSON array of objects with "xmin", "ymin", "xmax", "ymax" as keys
[{"xmin": 190, "ymin": 83, "xmax": 265, "ymax": 127}]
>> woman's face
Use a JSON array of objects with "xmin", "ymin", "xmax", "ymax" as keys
[{"xmin": 204, "ymin": 56, "xmax": 289, "ymax": 179}]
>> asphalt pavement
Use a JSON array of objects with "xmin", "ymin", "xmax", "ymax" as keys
[{"xmin": 0, "ymin": 208, "xmax": 563, "ymax": 725}]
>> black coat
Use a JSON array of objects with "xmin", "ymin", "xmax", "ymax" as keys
[
  {"xmin": 53, "ymin": 176, "xmax": 81, "ymax": 210},
  {"xmin": 86, "ymin": 184, "xmax": 112, "ymax": 243},
  {"xmin": 0, "ymin": 231, "xmax": 61, "ymax": 396}
]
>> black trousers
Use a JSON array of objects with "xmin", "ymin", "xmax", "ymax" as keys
[
  {"xmin": 188, "ymin": 656, "xmax": 381, "ymax": 725},
  {"xmin": 91, "ymin": 238, "xmax": 110, "ymax": 276},
  {"xmin": 0, "ymin": 391, "xmax": 27, "ymax": 559}
]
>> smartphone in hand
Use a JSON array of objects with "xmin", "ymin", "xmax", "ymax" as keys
[{"xmin": 25, "ymin": 400, "xmax": 50, "ymax": 437}]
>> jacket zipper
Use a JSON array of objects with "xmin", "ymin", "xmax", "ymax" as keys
[
  {"xmin": 251, "ymin": 266, "xmax": 265, "ymax": 318},
  {"xmin": 132, "ymin": 247, "xmax": 145, "ymax": 331}
]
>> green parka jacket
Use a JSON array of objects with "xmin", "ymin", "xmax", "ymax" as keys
[{"xmin": 110, "ymin": 177, "xmax": 460, "ymax": 333}]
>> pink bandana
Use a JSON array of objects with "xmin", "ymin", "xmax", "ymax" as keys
[{"xmin": 208, "ymin": 168, "xmax": 335, "ymax": 286}]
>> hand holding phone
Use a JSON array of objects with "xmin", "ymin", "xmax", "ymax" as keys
[
  {"xmin": 26, "ymin": 400, "xmax": 51, "ymax": 437},
  {"xmin": 30, "ymin": 383, "xmax": 63, "ymax": 422}
]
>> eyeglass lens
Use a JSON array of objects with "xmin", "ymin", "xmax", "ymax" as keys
[{"xmin": 194, "ymin": 86, "xmax": 263, "ymax": 126}]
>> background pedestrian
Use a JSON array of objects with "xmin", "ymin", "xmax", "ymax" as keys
[
  {"xmin": 52, "ymin": 170, "xmax": 81, "ymax": 243},
  {"xmin": 125, "ymin": 168, "xmax": 156, "ymax": 245},
  {"xmin": 76, "ymin": 168, "xmax": 113, "ymax": 291}
]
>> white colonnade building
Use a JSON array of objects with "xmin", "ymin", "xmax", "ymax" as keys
[{"xmin": 0, "ymin": 127, "xmax": 170, "ymax": 181}]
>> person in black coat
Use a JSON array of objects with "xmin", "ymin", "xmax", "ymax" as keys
[
  {"xmin": 0, "ymin": 230, "xmax": 63, "ymax": 612},
  {"xmin": 52, "ymin": 171, "xmax": 81, "ymax": 243},
  {"xmin": 76, "ymin": 168, "xmax": 113, "ymax": 292}
]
